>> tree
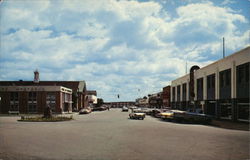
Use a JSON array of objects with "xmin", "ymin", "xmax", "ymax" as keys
[{"xmin": 96, "ymin": 98, "xmax": 104, "ymax": 108}]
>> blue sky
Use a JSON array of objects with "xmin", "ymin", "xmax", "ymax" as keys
[{"xmin": 0, "ymin": 0, "xmax": 249, "ymax": 102}]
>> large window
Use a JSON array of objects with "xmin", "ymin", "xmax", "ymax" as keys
[
  {"xmin": 182, "ymin": 83, "xmax": 187, "ymax": 101},
  {"xmin": 177, "ymin": 85, "xmax": 181, "ymax": 102},
  {"xmin": 10, "ymin": 92, "xmax": 19, "ymax": 111},
  {"xmin": 238, "ymin": 104, "xmax": 249, "ymax": 121},
  {"xmin": 197, "ymin": 78, "xmax": 203, "ymax": 100},
  {"xmin": 220, "ymin": 104, "xmax": 232, "ymax": 120},
  {"xmin": 28, "ymin": 92, "xmax": 37, "ymax": 113},
  {"xmin": 237, "ymin": 62, "xmax": 249, "ymax": 99},
  {"xmin": 172, "ymin": 87, "xmax": 176, "ymax": 102},
  {"xmin": 219, "ymin": 69, "xmax": 231, "ymax": 99},
  {"xmin": 207, "ymin": 74, "xmax": 215, "ymax": 100},
  {"xmin": 46, "ymin": 93, "xmax": 56, "ymax": 112}
]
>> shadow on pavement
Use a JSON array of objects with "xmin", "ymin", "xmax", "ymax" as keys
[{"xmin": 154, "ymin": 116, "xmax": 249, "ymax": 131}]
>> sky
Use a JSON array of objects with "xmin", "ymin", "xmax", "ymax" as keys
[{"xmin": 0, "ymin": 0, "xmax": 249, "ymax": 102}]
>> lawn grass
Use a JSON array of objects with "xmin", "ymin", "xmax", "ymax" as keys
[{"xmin": 18, "ymin": 115, "xmax": 73, "ymax": 122}]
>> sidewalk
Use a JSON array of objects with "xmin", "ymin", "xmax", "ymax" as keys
[{"xmin": 211, "ymin": 119, "xmax": 249, "ymax": 131}]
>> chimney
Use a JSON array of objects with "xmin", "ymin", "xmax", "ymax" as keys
[{"xmin": 34, "ymin": 69, "xmax": 39, "ymax": 83}]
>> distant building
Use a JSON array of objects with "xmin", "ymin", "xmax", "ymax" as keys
[
  {"xmin": 86, "ymin": 90, "xmax": 97, "ymax": 107},
  {"xmin": 135, "ymin": 97, "xmax": 148, "ymax": 107},
  {"xmin": 0, "ymin": 71, "xmax": 87, "ymax": 114},
  {"xmin": 171, "ymin": 46, "xmax": 250, "ymax": 122},
  {"xmin": 148, "ymin": 92, "xmax": 163, "ymax": 108},
  {"xmin": 105, "ymin": 101, "xmax": 135, "ymax": 108}
]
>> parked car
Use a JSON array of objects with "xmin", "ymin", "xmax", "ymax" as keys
[
  {"xmin": 160, "ymin": 110, "xmax": 185, "ymax": 121},
  {"xmin": 129, "ymin": 106, "xmax": 137, "ymax": 110},
  {"xmin": 129, "ymin": 109, "xmax": 146, "ymax": 120},
  {"xmin": 122, "ymin": 106, "xmax": 129, "ymax": 112},
  {"xmin": 79, "ymin": 107, "xmax": 92, "ymax": 114},
  {"xmin": 183, "ymin": 112, "xmax": 212, "ymax": 124},
  {"xmin": 151, "ymin": 109, "xmax": 162, "ymax": 118},
  {"xmin": 160, "ymin": 110, "xmax": 174, "ymax": 121},
  {"xmin": 160, "ymin": 109, "xmax": 212, "ymax": 124}
]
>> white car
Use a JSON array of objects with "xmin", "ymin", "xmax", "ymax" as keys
[{"xmin": 129, "ymin": 109, "xmax": 146, "ymax": 120}]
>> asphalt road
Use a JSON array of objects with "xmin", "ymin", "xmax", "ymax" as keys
[{"xmin": 0, "ymin": 109, "xmax": 249, "ymax": 160}]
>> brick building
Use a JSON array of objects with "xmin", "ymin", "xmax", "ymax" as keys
[
  {"xmin": 0, "ymin": 85, "xmax": 72, "ymax": 114},
  {"xmin": 162, "ymin": 86, "xmax": 171, "ymax": 108},
  {"xmin": 0, "ymin": 72, "xmax": 88, "ymax": 114},
  {"xmin": 148, "ymin": 92, "xmax": 163, "ymax": 108}
]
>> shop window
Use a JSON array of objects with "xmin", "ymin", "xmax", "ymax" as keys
[
  {"xmin": 238, "ymin": 104, "xmax": 249, "ymax": 121},
  {"xmin": 220, "ymin": 104, "xmax": 232, "ymax": 120}
]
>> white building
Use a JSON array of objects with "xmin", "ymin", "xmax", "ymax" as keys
[{"xmin": 171, "ymin": 46, "xmax": 249, "ymax": 122}]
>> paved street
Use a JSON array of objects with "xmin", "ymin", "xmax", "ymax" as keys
[{"xmin": 0, "ymin": 109, "xmax": 249, "ymax": 160}]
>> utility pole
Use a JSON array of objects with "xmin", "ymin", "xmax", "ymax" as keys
[{"xmin": 223, "ymin": 37, "xmax": 225, "ymax": 58}]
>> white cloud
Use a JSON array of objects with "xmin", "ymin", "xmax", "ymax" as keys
[{"xmin": 0, "ymin": 0, "xmax": 249, "ymax": 101}]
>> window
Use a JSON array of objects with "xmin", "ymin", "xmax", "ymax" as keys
[
  {"xmin": 182, "ymin": 83, "xmax": 187, "ymax": 101},
  {"xmin": 207, "ymin": 74, "xmax": 215, "ymax": 100},
  {"xmin": 221, "ymin": 104, "xmax": 232, "ymax": 120},
  {"xmin": 237, "ymin": 62, "xmax": 249, "ymax": 99},
  {"xmin": 226, "ymin": 70, "xmax": 230, "ymax": 86},
  {"xmin": 172, "ymin": 87, "xmax": 175, "ymax": 102},
  {"xmin": 64, "ymin": 93, "xmax": 70, "ymax": 103},
  {"xmin": 197, "ymin": 78, "xmax": 203, "ymax": 100},
  {"xmin": 211, "ymin": 75, "xmax": 215, "ymax": 88},
  {"xmin": 46, "ymin": 93, "xmax": 56, "ymax": 112},
  {"xmin": 220, "ymin": 69, "xmax": 231, "ymax": 99},
  {"xmin": 238, "ymin": 104, "xmax": 249, "ymax": 121},
  {"xmin": 245, "ymin": 63, "xmax": 249, "ymax": 82},
  {"xmin": 177, "ymin": 85, "xmax": 180, "ymax": 102},
  {"xmin": 28, "ymin": 92, "xmax": 37, "ymax": 113},
  {"xmin": 10, "ymin": 92, "xmax": 19, "ymax": 111},
  {"xmin": 207, "ymin": 76, "xmax": 211, "ymax": 89}
]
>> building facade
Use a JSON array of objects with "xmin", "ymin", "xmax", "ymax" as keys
[
  {"xmin": 171, "ymin": 46, "xmax": 250, "ymax": 122},
  {"xmin": 162, "ymin": 86, "xmax": 171, "ymax": 108},
  {"xmin": 148, "ymin": 92, "xmax": 163, "ymax": 108},
  {"xmin": 105, "ymin": 101, "xmax": 135, "ymax": 108},
  {"xmin": 86, "ymin": 90, "xmax": 97, "ymax": 108},
  {"xmin": 0, "ymin": 85, "xmax": 72, "ymax": 114},
  {"xmin": 0, "ymin": 80, "xmax": 87, "ymax": 114},
  {"xmin": 135, "ymin": 97, "xmax": 149, "ymax": 107}
]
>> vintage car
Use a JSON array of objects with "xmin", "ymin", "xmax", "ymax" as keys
[
  {"xmin": 79, "ymin": 107, "xmax": 92, "ymax": 114},
  {"xmin": 122, "ymin": 106, "xmax": 129, "ymax": 112},
  {"xmin": 160, "ymin": 110, "xmax": 185, "ymax": 121},
  {"xmin": 160, "ymin": 109, "xmax": 212, "ymax": 124},
  {"xmin": 151, "ymin": 109, "xmax": 162, "ymax": 118},
  {"xmin": 160, "ymin": 110, "xmax": 174, "ymax": 120},
  {"xmin": 129, "ymin": 109, "xmax": 146, "ymax": 120}
]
